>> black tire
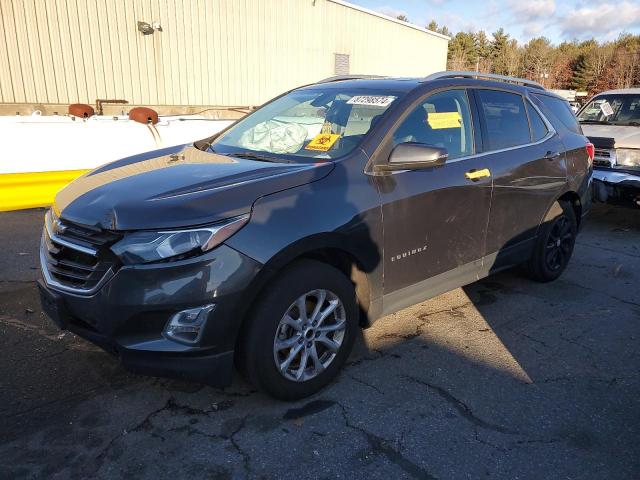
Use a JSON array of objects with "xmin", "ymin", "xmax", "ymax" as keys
[
  {"xmin": 525, "ymin": 200, "xmax": 577, "ymax": 282},
  {"xmin": 239, "ymin": 259, "xmax": 358, "ymax": 400}
]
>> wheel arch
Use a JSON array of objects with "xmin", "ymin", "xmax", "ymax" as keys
[
  {"xmin": 232, "ymin": 234, "xmax": 378, "ymax": 354},
  {"xmin": 557, "ymin": 190, "xmax": 582, "ymax": 228}
]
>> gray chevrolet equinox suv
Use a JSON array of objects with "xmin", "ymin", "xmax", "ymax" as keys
[{"xmin": 39, "ymin": 72, "xmax": 593, "ymax": 399}]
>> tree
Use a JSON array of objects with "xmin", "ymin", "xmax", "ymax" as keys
[
  {"xmin": 503, "ymin": 39, "xmax": 522, "ymax": 77},
  {"xmin": 490, "ymin": 28, "xmax": 509, "ymax": 74},
  {"xmin": 474, "ymin": 30, "xmax": 492, "ymax": 72},
  {"xmin": 550, "ymin": 51, "xmax": 574, "ymax": 89},
  {"xmin": 447, "ymin": 32, "xmax": 478, "ymax": 71},
  {"xmin": 522, "ymin": 37, "xmax": 553, "ymax": 86},
  {"xmin": 427, "ymin": 19, "xmax": 450, "ymax": 37},
  {"xmin": 571, "ymin": 54, "xmax": 593, "ymax": 91},
  {"xmin": 602, "ymin": 35, "xmax": 640, "ymax": 90},
  {"xmin": 396, "ymin": 14, "xmax": 408, "ymax": 22},
  {"xmin": 439, "ymin": 26, "xmax": 639, "ymax": 94}
]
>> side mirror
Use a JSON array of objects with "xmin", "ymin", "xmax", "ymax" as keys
[{"xmin": 375, "ymin": 143, "xmax": 448, "ymax": 172}]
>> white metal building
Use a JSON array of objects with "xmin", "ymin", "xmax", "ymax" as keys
[{"xmin": 0, "ymin": 0, "xmax": 449, "ymax": 110}]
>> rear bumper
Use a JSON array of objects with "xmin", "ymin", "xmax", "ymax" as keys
[{"xmin": 38, "ymin": 244, "xmax": 262, "ymax": 387}]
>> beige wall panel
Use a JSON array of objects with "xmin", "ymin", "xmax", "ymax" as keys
[{"xmin": 0, "ymin": 0, "xmax": 448, "ymax": 106}]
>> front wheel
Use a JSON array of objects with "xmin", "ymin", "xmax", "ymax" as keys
[
  {"xmin": 239, "ymin": 260, "xmax": 358, "ymax": 400},
  {"xmin": 524, "ymin": 200, "xmax": 577, "ymax": 282}
]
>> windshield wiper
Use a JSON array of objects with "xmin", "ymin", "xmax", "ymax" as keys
[
  {"xmin": 580, "ymin": 120, "xmax": 613, "ymax": 125},
  {"xmin": 226, "ymin": 152, "xmax": 289, "ymax": 163},
  {"xmin": 622, "ymin": 121, "xmax": 640, "ymax": 127}
]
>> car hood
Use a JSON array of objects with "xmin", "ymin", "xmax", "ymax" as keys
[
  {"xmin": 581, "ymin": 124, "xmax": 640, "ymax": 149},
  {"xmin": 55, "ymin": 144, "xmax": 334, "ymax": 230}
]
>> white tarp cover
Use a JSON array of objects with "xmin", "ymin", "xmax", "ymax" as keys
[{"xmin": 0, "ymin": 114, "xmax": 234, "ymax": 174}]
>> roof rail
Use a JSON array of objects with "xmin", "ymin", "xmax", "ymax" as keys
[
  {"xmin": 422, "ymin": 71, "xmax": 545, "ymax": 90},
  {"xmin": 316, "ymin": 74, "xmax": 387, "ymax": 84}
]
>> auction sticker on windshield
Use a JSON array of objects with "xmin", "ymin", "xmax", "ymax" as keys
[
  {"xmin": 347, "ymin": 95, "xmax": 396, "ymax": 107},
  {"xmin": 600, "ymin": 101, "xmax": 614, "ymax": 117},
  {"xmin": 305, "ymin": 133, "xmax": 341, "ymax": 151}
]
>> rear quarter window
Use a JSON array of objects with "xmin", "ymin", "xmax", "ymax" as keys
[
  {"xmin": 526, "ymin": 101, "xmax": 549, "ymax": 141},
  {"xmin": 532, "ymin": 93, "xmax": 582, "ymax": 135}
]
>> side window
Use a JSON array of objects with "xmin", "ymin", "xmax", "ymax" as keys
[
  {"xmin": 532, "ymin": 93, "xmax": 582, "ymax": 134},
  {"xmin": 526, "ymin": 101, "xmax": 549, "ymax": 142},
  {"xmin": 477, "ymin": 90, "xmax": 531, "ymax": 150},
  {"xmin": 392, "ymin": 89, "xmax": 474, "ymax": 160}
]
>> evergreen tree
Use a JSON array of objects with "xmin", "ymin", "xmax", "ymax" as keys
[
  {"xmin": 474, "ymin": 30, "xmax": 491, "ymax": 71},
  {"xmin": 491, "ymin": 28, "xmax": 511, "ymax": 75},
  {"xmin": 448, "ymin": 32, "xmax": 478, "ymax": 70},
  {"xmin": 571, "ymin": 55, "xmax": 593, "ymax": 91}
]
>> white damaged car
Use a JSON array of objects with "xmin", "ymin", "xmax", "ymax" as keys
[{"xmin": 578, "ymin": 88, "xmax": 640, "ymax": 208}]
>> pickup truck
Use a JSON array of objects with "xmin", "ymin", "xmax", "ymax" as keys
[{"xmin": 578, "ymin": 88, "xmax": 640, "ymax": 208}]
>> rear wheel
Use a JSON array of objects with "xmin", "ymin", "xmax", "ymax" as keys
[
  {"xmin": 525, "ymin": 200, "xmax": 577, "ymax": 282},
  {"xmin": 240, "ymin": 260, "xmax": 358, "ymax": 400}
]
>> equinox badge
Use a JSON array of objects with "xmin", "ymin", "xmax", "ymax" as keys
[{"xmin": 390, "ymin": 245, "xmax": 428, "ymax": 262}]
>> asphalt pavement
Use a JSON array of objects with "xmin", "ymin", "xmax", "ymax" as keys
[{"xmin": 1, "ymin": 204, "xmax": 639, "ymax": 479}]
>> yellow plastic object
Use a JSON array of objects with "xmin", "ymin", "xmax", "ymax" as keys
[{"xmin": 0, "ymin": 169, "xmax": 89, "ymax": 212}]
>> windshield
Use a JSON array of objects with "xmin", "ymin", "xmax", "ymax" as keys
[
  {"xmin": 208, "ymin": 87, "xmax": 405, "ymax": 162},
  {"xmin": 577, "ymin": 94, "xmax": 640, "ymax": 126}
]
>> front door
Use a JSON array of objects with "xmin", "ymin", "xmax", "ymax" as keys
[
  {"xmin": 374, "ymin": 88, "xmax": 493, "ymax": 315},
  {"xmin": 472, "ymin": 88, "xmax": 567, "ymax": 272}
]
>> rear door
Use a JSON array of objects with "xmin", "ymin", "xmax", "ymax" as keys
[
  {"xmin": 374, "ymin": 88, "xmax": 493, "ymax": 314},
  {"xmin": 472, "ymin": 88, "xmax": 567, "ymax": 271}
]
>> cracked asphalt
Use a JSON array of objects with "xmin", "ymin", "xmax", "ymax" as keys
[{"xmin": 1, "ymin": 204, "xmax": 639, "ymax": 479}]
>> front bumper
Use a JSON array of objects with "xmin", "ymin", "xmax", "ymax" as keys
[
  {"xmin": 593, "ymin": 169, "xmax": 640, "ymax": 187},
  {"xmin": 38, "ymin": 244, "xmax": 262, "ymax": 387},
  {"xmin": 592, "ymin": 168, "xmax": 640, "ymax": 205}
]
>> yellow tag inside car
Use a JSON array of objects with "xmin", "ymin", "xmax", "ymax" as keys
[
  {"xmin": 305, "ymin": 133, "xmax": 341, "ymax": 151},
  {"xmin": 427, "ymin": 112, "xmax": 461, "ymax": 129}
]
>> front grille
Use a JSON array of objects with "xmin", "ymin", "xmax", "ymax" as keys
[
  {"xmin": 593, "ymin": 148, "xmax": 614, "ymax": 168},
  {"xmin": 41, "ymin": 211, "xmax": 122, "ymax": 293}
]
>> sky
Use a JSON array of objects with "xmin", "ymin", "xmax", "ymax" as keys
[{"xmin": 349, "ymin": 0, "xmax": 640, "ymax": 44}]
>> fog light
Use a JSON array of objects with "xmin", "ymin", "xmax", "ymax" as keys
[{"xmin": 163, "ymin": 304, "xmax": 215, "ymax": 345}]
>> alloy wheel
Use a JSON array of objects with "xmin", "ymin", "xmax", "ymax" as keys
[
  {"xmin": 273, "ymin": 289, "xmax": 346, "ymax": 382},
  {"xmin": 545, "ymin": 215, "xmax": 573, "ymax": 271}
]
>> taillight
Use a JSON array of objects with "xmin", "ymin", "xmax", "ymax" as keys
[{"xmin": 585, "ymin": 142, "xmax": 594, "ymax": 166}]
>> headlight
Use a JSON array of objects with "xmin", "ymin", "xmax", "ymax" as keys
[
  {"xmin": 111, "ymin": 214, "xmax": 249, "ymax": 264},
  {"xmin": 616, "ymin": 148, "xmax": 640, "ymax": 168}
]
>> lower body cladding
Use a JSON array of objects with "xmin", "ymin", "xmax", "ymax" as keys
[
  {"xmin": 592, "ymin": 169, "xmax": 640, "ymax": 207},
  {"xmin": 38, "ymin": 244, "xmax": 262, "ymax": 387}
]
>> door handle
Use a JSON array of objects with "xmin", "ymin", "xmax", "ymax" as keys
[
  {"xmin": 465, "ymin": 168, "xmax": 491, "ymax": 181},
  {"xmin": 544, "ymin": 151, "xmax": 561, "ymax": 161}
]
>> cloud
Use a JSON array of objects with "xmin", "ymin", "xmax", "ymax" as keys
[
  {"xmin": 557, "ymin": 1, "xmax": 640, "ymax": 39},
  {"xmin": 523, "ymin": 22, "xmax": 545, "ymax": 38},
  {"xmin": 359, "ymin": 0, "xmax": 640, "ymax": 43},
  {"xmin": 436, "ymin": 11, "xmax": 481, "ymax": 34},
  {"xmin": 374, "ymin": 5, "xmax": 410, "ymax": 19},
  {"xmin": 509, "ymin": 0, "xmax": 556, "ymax": 21}
]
